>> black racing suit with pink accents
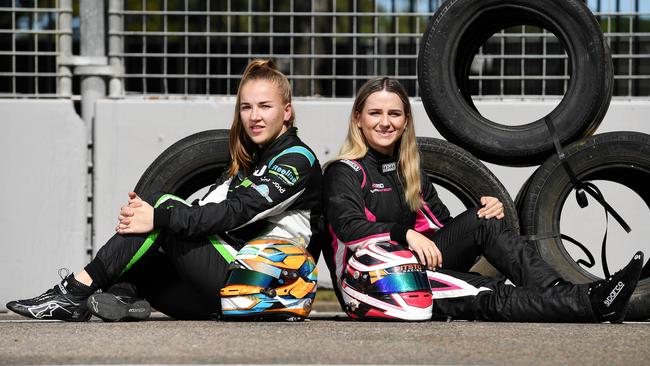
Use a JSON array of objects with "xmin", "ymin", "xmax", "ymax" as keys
[
  {"xmin": 322, "ymin": 147, "xmax": 451, "ymax": 285},
  {"xmin": 322, "ymin": 147, "xmax": 597, "ymax": 322}
]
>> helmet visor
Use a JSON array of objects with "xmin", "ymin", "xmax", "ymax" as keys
[
  {"xmin": 366, "ymin": 271, "xmax": 430, "ymax": 294},
  {"xmin": 227, "ymin": 268, "xmax": 277, "ymax": 288}
]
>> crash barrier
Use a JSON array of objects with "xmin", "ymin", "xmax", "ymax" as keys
[
  {"xmin": 418, "ymin": 0, "xmax": 612, "ymax": 167},
  {"xmin": 417, "ymin": 0, "xmax": 649, "ymax": 319},
  {"xmin": 514, "ymin": 132, "xmax": 650, "ymax": 320}
]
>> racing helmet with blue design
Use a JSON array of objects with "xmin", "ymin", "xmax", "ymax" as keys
[
  {"xmin": 340, "ymin": 241, "xmax": 432, "ymax": 321},
  {"xmin": 220, "ymin": 236, "xmax": 318, "ymax": 320}
]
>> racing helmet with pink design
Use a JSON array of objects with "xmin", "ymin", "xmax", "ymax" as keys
[{"xmin": 340, "ymin": 241, "xmax": 432, "ymax": 321}]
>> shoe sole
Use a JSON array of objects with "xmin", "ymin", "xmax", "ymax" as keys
[{"xmin": 87, "ymin": 293, "xmax": 151, "ymax": 322}]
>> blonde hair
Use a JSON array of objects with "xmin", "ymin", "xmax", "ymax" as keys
[
  {"xmin": 336, "ymin": 77, "xmax": 422, "ymax": 212},
  {"xmin": 227, "ymin": 59, "xmax": 294, "ymax": 177}
]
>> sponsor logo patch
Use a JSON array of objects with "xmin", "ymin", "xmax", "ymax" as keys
[
  {"xmin": 253, "ymin": 165, "xmax": 267, "ymax": 176},
  {"xmin": 237, "ymin": 245, "xmax": 264, "ymax": 258},
  {"xmin": 604, "ymin": 281, "xmax": 625, "ymax": 307},
  {"xmin": 271, "ymin": 181, "xmax": 286, "ymax": 194},
  {"xmin": 381, "ymin": 162, "xmax": 397, "ymax": 173},
  {"xmin": 238, "ymin": 178, "xmax": 254, "ymax": 188},
  {"xmin": 253, "ymin": 184, "xmax": 273, "ymax": 203},
  {"xmin": 392, "ymin": 264, "xmax": 425, "ymax": 273},
  {"xmin": 370, "ymin": 182, "xmax": 392, "ymax": 193},
  {"xmin": 240, "ymin": 179, "xmax": 273, "ymax": 202},
  {"xmin": 269, "ymin": 164, "xmax": 299, "ymax": 185},
  {"xmin": 340, "ymin": 159, "xmax": 361, "ymax": 172}
]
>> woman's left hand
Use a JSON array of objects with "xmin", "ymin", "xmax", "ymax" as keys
[
  {"xmin": 477, "ymin": 196, "xmax": 505, "ymax": 219},
  {"xmin": 116, "ymin": 192, "xmax": 154, "ymax": 234}
]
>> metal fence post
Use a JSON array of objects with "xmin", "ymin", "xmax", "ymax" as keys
[
  {"xmin": 108, "ymin": 0, "xmax": 124, "ymax": 98},
  {"xmin": 57, "ymin": 0, "xmax": 72, "ymax": 97},
  {"xmin": 79, "ymin": 0, "xmax": 107, "ymax": 257}
]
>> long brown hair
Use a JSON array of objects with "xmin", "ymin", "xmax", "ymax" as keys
[
  {"xmin": 227, "ymin": 59, "xmax": 294, "ymax": 177},
  {"xmin": 336, "ymin": 77, "xmax": 422, "ymax": 211}
]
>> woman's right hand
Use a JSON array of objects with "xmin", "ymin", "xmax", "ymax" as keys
[
  {"xmin": 115, "ymin": 192, "xmax": 154, "ymax": 234},
  {"xmin": 405, "ymin": 229, "xmax": 443, "ymax": 270},
  {"xmin": 117, "ymin": 192, "xmax": 143, "ymax": 226}
]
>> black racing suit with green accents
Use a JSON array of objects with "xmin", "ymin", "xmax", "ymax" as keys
[{"xmin": 84, "ymin": 127, "xmax": 323, "ymax": 319}]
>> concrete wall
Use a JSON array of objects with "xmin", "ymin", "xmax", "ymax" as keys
[
  {"xmin": 0, "ymin": 100, "xmax": 87, "ymax": 307},
  {"xmin": 2, "ymin": 99, "xmax": 649, "ymax": 308}
]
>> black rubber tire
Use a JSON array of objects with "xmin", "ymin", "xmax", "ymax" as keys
[
  {"xmin": 418, "ymin": 137, "xmax": 519, "ymax": 230},
  {"xmin": 418, "ymin": 137, "xmax": 519, "ymax": 277},
  {"xmin": 418, "ymin": 0, "xmax": 613, "ymax": 166},
  {"xmin": 514, "ymin": 174, "xmax": 535, "ymax": 218},
  {"xmin": 517, "ymin": 132, "xmax": 650, "ymax": 320},
  {"xmin": 134, "ymin": 130, "xmax": 231, "ymax": 200}
]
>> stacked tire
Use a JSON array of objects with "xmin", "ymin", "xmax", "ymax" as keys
[
  {"xmin": 418, "ymin": 0, "xmax": 650, "ymax": 319},
  {"xmin": 134, "ymin": 130, "xmax": 230, "ymax": 199}
]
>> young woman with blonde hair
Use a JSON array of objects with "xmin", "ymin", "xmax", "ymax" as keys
[
  {"xmin": 8, "ymin": 59, "xmax": 322, "ymax": 321},
  {"xmin": 322, "ymin": 77, "xmax": 643, "ymax": 322}
]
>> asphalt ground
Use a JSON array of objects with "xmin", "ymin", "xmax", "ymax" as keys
[{"xmin": 1, "ymin": 307, "xmax": 649, "ymax": 366}]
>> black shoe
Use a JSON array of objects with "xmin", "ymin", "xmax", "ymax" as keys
[
  {"xmin": 589, "ymin": 251, "xmax": 644, "ymax": 323},
  {"xmin": 6, "ymin": 269, "xmax": 94, "ymax": 321},
  {"xmin": 87, "ymin": 292, "xmax": 151, "ymax": 322}
]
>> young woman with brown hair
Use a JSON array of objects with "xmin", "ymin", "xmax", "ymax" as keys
[{"xmin": 7, "ymin": 59, "xmax": 322, "ymax": 321}]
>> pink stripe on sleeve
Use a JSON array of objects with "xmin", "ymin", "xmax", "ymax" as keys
[
  {"xmin": 344, "ymin": 232, "xmax": 391, "ymax": 246},
  {"xmin": 365, "ymin": 207, "xmax": 377, "ymax": 222},
  {"xmin": 414, "ymin": 210, "xmax": 433, "ymax": 232},
  {"xmin": 422, "ymin": 202, "xmax": 444, "ymax": 228}
]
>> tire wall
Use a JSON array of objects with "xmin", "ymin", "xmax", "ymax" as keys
[
  {"xmin": 418, "ymin": 0, "xmax": 613, "ymax": 166},
  {"xmin": 416, "ymin": 0, "xmax": 650, "ymax": 320},
  {"xmin": 516, "ymin": 132, "xmax": 650, "ymax": 319}
]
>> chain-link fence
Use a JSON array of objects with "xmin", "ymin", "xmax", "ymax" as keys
[
  {"xmin": 0, "ymin": 0, "xmax": 60, "ymax": 97},
  {"xmin": 0, "ymin": 0, "xmax": 648, "ymax": 99}
]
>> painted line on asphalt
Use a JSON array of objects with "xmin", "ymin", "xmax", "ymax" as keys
[{"xmin": 0, "ymin": 319, "xmax": 62, "ymax": 323}]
